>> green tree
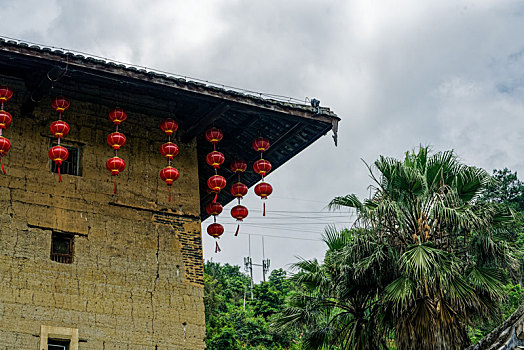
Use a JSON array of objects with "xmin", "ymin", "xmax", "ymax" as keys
[
  {"xmin": 277, "ymin": 147, "xmax": 519, "ymax": 350},
  {"xmin": 205, "ymin": 262, "xmax": 298, "ymax": 349}
]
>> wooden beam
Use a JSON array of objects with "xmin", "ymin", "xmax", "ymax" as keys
[{"xmin": 181, "ymin": 102, "xmax": 230, "ymax": 143}]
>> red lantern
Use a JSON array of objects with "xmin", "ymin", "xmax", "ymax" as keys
[
  {"xmin": 253, "ymin": 159, "xmax": 272, "ymax": 177},
  {"xmin": 255, "ymin": 182, "xmax": 273, "ymax": 198},
  {"xmin": 0, "ymin": 110, "xmax": 12, "ymax": 129},
  {"xmin": 255, "ymin": 182, "xmax": 273, "ymax": 216},
  {"xmin": 0, "ymin": 87, "xmax": 13, "ymax": 103},
  {"xmin": 160, "ymin": 119, "xmax": 179, "ymax": 136},
  {"xmin": 206, "ymin": 202, "xmax": 223, "ymax": 216},
  {"xmin": 0, "ymin": 136, "xmax": 11, "ymax": 174},
  {"xmin": 231, "ymin": 182, "xmax": 248, "ymax": 198},
  {"xmin": 252, "ymin": 137, "xmax": 270, "ymax": 152},
  {"xmin": 106, "ymin": 156, "xmax": 126, "ymax": 175},
  {"xmin": 208, "ymin": 175, "xmax": 227, "ymax": 202},
  {"xmin": 205, "ymin": 127, "xmax": 223, "ymax": 144},
  {"xmin": 106, "ymin": 156, "xmax": 126, "ymax": 194},
  {"xmin": 160, "ymin": 142, "xmax": 179, "ymax": 160},
  {"xmin": 206, "ymin": 151, "xmax": 225, "ymax": 168},
  {"xmin": 48, "ymin": 145, "xmax": 69, "ymax": 182},
  {"xmin": 231, "ymin": 204, "xmax": 248, "ymax": 236},
  {"xmin": 107, "ymin": 132, "xmax": 127, "ymax": 150},
  {"xmin": 50, "ymin": 120, "xmax": 70, "ymax": 139},
  {"xmin": 207, "ymin": 223, "xmax": 225, "ymax": 253},
  {"xmin": 160, "ymin": 166, "xmax": 180, "ymax": 202},
  {"xmin": 207, "ymin": 222, "xmax": 224, "ymax": 238},
  {"xmin": 230, "ymin": 160, "xmax": 247, "ymax": 173},
  {"xmin": 51, "ymin": 96, "xmax": 70, "ymax": 113},
  {"xmin": 208, "ymin": 175, "xmax": 227, "ymax": 192},
  {"xmin": 108, "ymin": 108, "xmax": 127, "ymax": 125}
]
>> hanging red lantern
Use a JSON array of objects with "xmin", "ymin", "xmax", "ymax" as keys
[
  {"xmin": 206, "ymin": 151, "xmax": 225, "ymax": 168},
  {"xmin": 231, "ymin": 205, "xmax": 248, "ymax": 221},
  {"xmin": 51, "ymin": 96, "xmax": 70, "ymax": 113},
  {"xmin": 207, "ymin": 223, "xmax": 224, "ymax": 253},
  {"xmin": 0, "ymin": 136, "xmax": 11, "ymax": 174},
  {"xmin": 107, "ymin": 132, "xmax": 126, "ymax": 150},
  {"xmin": 0, "ymin": 87, "xmax": 13, "ymax": 103},
  {"xmin": 159, "ymin": 118, "xmax": 180, "ymax": 202},
  {"xmin": 160, "ymin": 142, "xmax": 179, "ymax": 160},
  {"xmin": 230, "ymin": 182, "xmax": 248, "ymax": 198},
  {"xmin": 107, "ymin": 108, "xmax": 127, "ymax": 194},
  {"xmin": 205, "ymin": 127, "xmax": 223, "ymax": 144},
  {"xmin": 230, "ymin": 160, "xmax": 247, "ymax": 173},
  {"xmin": 48, "ymin": 96, "xmax": 70, "ymax": 183},
  {"xmin": 208, "ymin": 174, "xmax": 227, "ymax": 202},
  {"xmin": 160, "ymin": 166, "xmax": 180, "ymax": 202},
  {"xmin": 108, "ymin": 108, "xmax": 127, "ymax": 125},
  {"xmin": 255, "ymin": 182, "xmax": 273, "ymax": 216},
  {"xmin": 253, "ymin": 159, "xmax": 272, "ymax": 177},
  {"xmin": 208, "ymin": 175, "xmax": 227, "ymax": 192},
  {"xmin": 160, "ymin": 119, "xmax": 179, "ymax": 136},
  {"xmin": 49, "ymin": 120, "xmax": 70, "ymax": 139},
  {"xmin": 231, "ymin": 204, "xmax": 248, "ymax": 236},
  {"xmin": 0, "ymin": 87, "xmax": 12, "ymax": 175},
  {"xmin": 48, "ymin": 145, "xmax": 69, "ymax": 182},
  {"xmin": 252, "ymin": 137, "xmax": 270, "ymax": 152},
  {"xmin": 106, "ymin": 156, "xmax": 126, "ymax": 194},
  {"xmin": 0, "ymin": 110, "xmax": 12, "ymax": 129},
  {"xmin": 206, "ymin": 202, "xmax": 223, "ymax": 216}
]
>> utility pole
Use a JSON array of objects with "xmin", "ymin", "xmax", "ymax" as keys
[{"xmin": 243, "ymin": 234, "xmax": 271, "ymax": 298}]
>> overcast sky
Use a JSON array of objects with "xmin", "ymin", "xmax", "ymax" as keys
[{"xmin": 3, "ymin": 0, "xmax": 524, "ymax": 281}]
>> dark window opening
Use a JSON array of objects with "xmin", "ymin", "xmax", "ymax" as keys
[
  {"xmin": 48, "ymin": 338, "xmax": 70, "ymax": 350},
  {"xmin": 50, "ymin": 143, "xmax": 82, "ymax": 176},
  {"xmin": 50, "ymin": 232, "xmax": 74, "ymax": 264}
]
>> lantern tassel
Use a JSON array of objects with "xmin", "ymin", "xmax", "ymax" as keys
[
  {"xmin": 0, "ymin": 159, "xmax": 5, "ymax": 175},
  {"xmin": 213, "ymin": 192, "xmax": 218, "ymax": 203},
  {"xmin": 58, "ymin": 166, "xmax": 62, "ymax": 182},
  {"xmin": 263, "ymin": 202, "xmax": 266, "ymax": 216},
  {"xmin": 235, "ymin": 224, "xmax": 240, "ymax": 236},
  {"xmin": 215, "ymin": 241, "xmax": 221, "ymax": 253},
  {"xmin": 168, "ymin": 186, "xmax": 171, "ymax": 202},
  {"xmin": 114, "ymin": 178, "xmax": 117, "ymax": 194}
]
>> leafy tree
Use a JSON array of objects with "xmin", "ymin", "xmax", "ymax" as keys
[
  {"xmin": 204, "ymin": 262, "xmax": 298, "ymax": 349},
  {"xmin": 276, "ymin": 147, "xmax": 519, "ymax": 350}
]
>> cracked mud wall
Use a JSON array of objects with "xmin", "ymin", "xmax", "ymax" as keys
[{"xmin": 0, "ymin": 87, "xmax": 206, "ymax": 349}]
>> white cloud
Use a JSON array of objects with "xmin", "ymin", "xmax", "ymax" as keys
[{"xmin": 4, "ymin": 0, "xmax": 524, "ymax": 278}]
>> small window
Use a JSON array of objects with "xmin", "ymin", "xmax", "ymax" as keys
[
  {"xmin": 50, "ymin": 232, "xmax": 74, "ymax": 264},
  {"xmin": 50, "ymin": 143, "xmax": 82, "ymax": 176},
  {"xmin": 48, "ymin": 338, "xmax": 70, "ymax": 350}
]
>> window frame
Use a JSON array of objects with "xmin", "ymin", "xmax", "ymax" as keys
[
  {"xmin": 50, "ymin": 231, "xmax": 74, "ymax": 264},
  {"xmin": 39, "ymin": 325, "xmax": 79, "ymax": 350}
]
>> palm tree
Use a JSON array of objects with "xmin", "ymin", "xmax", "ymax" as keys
[
  {"xmin": 329, "ymin": 147, "xmax": 517, "ymax": 349},
  {"xmin": 274, "ymin": 227, "xmax": 391, "ymax": 350},
  {"xmin": 276, "ymin": 147, "xmax": 518, "ymax": 350}
]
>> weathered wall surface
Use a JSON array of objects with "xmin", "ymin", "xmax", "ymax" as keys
[{"xmin": 0, "ymin": 83, "xmax": 205, "ymax": 349}]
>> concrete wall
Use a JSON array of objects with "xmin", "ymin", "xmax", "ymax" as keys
[{"xmin": 0, "ymin": 84, "xmax": 205, "ymax": 349}]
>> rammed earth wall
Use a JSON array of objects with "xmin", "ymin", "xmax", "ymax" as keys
[{"xmin": 0, "ymin": 83, "xmax": 205, "ymax": 349}]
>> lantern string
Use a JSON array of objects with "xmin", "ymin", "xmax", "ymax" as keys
[
  {"xmin": 114, "ymin": 178, "xmax": 117, "ymax": 194},
  {"xmin": 58, "ymin": 166, "xmax": 62, "ymax": 182},
  {"xmin": 168, "ymin": 186, "xmax": 171, "ymax": 202},
  {"xmin": 0, "ymin": 159, "xmax": 5, "ymax": 174}
]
